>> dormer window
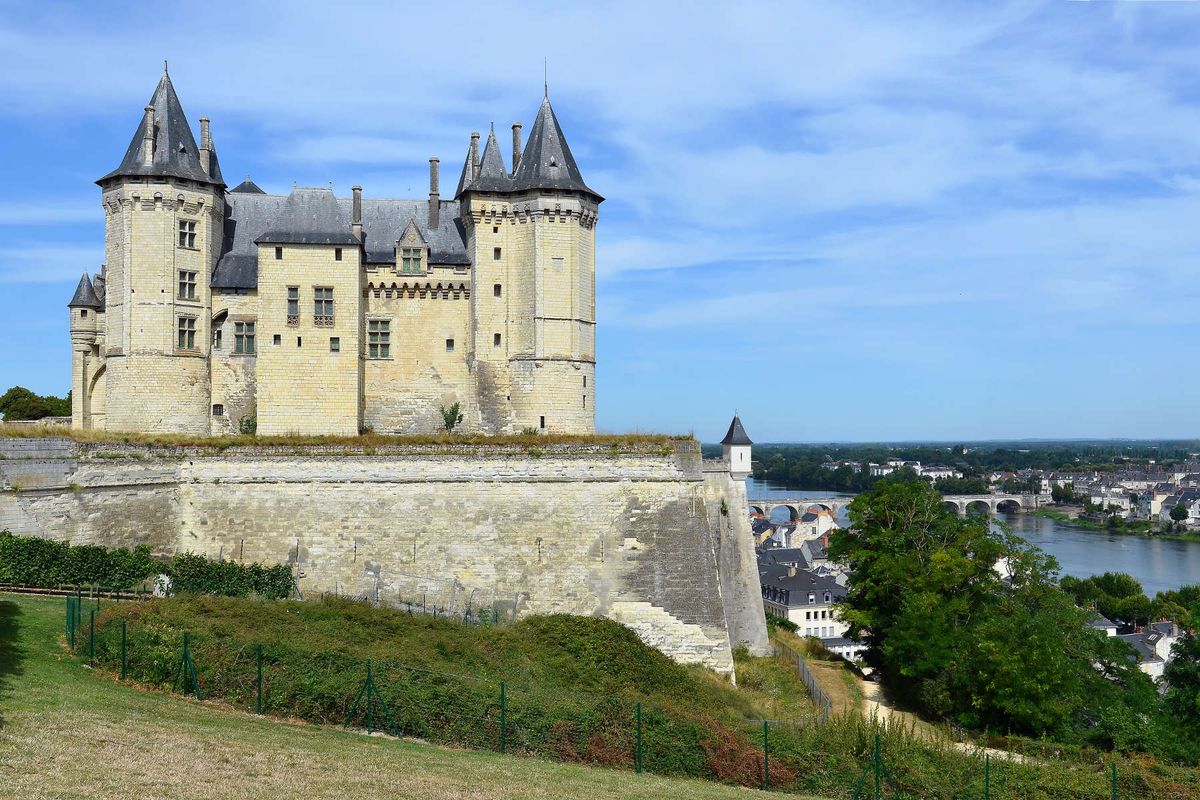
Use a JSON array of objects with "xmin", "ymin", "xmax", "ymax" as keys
[{"xmin": 401, "ymin": 248, "xmax": 423, "ymax": 274}]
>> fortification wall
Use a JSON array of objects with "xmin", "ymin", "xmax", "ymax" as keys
[{"xmin": 0, "ymin": 438, "xmax": 768, "ymax": 674}]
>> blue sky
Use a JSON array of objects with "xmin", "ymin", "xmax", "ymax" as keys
[{"xmin": 1, "ymin": 1, "xmax": 1199, "ymax": 442}]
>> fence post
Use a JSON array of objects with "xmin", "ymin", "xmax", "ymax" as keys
[
  {"xmin": 120, "ymin": 619, "xmax": 127, "ymax": 680},
  {"xmin": 256, "ymin": 644, "xmax": 264, "ymax": 715},
  {"xmin": 499, "ymin": 681, "xmax": 507, "ymax": 754},
  {"xmin": 1111, "ymin": 763, "xmax": 1117, "ymax": 800},
  {"xmin": 874, "ymin": 734, "xmax": 882, "ymax": 800},
  {"xmin": 984, "ymin": 752, "xmax": 990, "ymax": 800},
  {"xmin": 88, "ymin": 609, "xmax": 95, "ymax": 666},
  {"xmin": 762, "ymin": 720, "xmax": 770, "ymax": 792},
  {"xmin": 635, "ymin": 702, "xmax": 643, "ymax": 774},
  {"xmin": 65, "ymin": 596, "xmax": 73, "ymax": 647},
  {"xmin": 366, "ymin": 660, "xmax": 373, "ymax": 734}
]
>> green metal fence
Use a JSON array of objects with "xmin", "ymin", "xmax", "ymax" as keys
[{"xmin": 65, "ymin": 595, "xmax": 1130, "ymax": 798}]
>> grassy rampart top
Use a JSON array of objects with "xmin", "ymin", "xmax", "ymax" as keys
[{"xmin": 0, "ymin": 424, "xmax": 696, "ymax": 459}]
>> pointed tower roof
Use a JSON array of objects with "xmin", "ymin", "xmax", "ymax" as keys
[
  {"xmin": 512, "ymin": 96, "xmax": 601, "ymax": 200},
  {"xmin": 720, "ymin": 415, "xmax": 753, "ymax": 446},
  {"xmin": 472, "ymin": 128, "xmax": 512, "ymax": 192},
  {"xmin": 454, "ymin": 146, "xmax": 474, "ymax": 199},
  {"xmin": 230, "ymin": 177, "xmax": 267, "ymax": 194},
  {"xmin": 98, "ymin": 69, "xmax": 224, "ymax": 187},
  {"xmin": 68, "ymin": 272, "xmax": 101, "ymax": 309}
]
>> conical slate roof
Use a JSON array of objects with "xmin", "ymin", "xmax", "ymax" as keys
[
  {"xmin": 453, "ymin": 146, "xmax": 473, "ymax": 199},
  {"xmin": 471, "ymin": 128, "xmax": 512, "ymax": 192},
  {"xmin": 230, "ymin": 177, "xmax": 267, "ymax": 194},
  {"xmin": 98, "ymin": 70, "xmax": 224, "ymax": 187},
  {"xmin": 68, "ymin": 272, "xmax": 101, "ymax": 309},
  {"xmin": 512, "ymin": 96, "xmax": 601, "ymax": 200},
  {"xmin": 720, "ymin": 415, "xmax": 752, "ymax": 446}
]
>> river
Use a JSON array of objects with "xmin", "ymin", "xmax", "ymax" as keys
[{"xmin": 746, "ymin": 479, "xmax": 1200, "ymax": 596}]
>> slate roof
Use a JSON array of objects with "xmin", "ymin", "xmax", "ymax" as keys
[
  {"xmin": 471, "ymin": 129, "xmax": 512, "ymax": 192},
  {"xmin": 230, "ymin": 177, "xmax": 266, "ymax": 194},
  {"xmin": 512, "ymin": 96, "xmax": 601, "ymax": 199},
  {"xmin": 721, "ymin": 415, "xmax": 753, "ymax": 446},
  {"xmin": 759, "ymin": 564, "xmax": 845, "ymax": 608},
  {"xmin": 212, "ymin": 188, "xmax": 470, "ymax": 290},
  {"xmin": 68, "ymin": 273, "xmax": 101, "ymax": 308},
  {"xmin": 98, "ymin": 70, "xmax": 224, "ymax": 187}
]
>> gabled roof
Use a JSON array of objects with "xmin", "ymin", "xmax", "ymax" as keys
[
  {"xmin": 230, "ymin": 177, "xmax": 266, "ymax": 194},
  {"xmin": 399, "ymin": 217, "xmax": 427, "ymax": 245},
  {"xmin": 68, "ymin": 272, "xmax": 101, "ymax": 309},
  {"xmin": 511, "ymin": 96, "xmax": 601, "ymax": 200},
  {"xmin": 98, "ymin": 70, "xmax": 223, "ymax": 187},
  {"xmin": 721, "ymin": 415, "xmax": 753, "ymax": 446}
]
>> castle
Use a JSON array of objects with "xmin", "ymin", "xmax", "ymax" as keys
[{"xmin": 68, "ymin": 68, "xmax": 601, "ymax": 436}]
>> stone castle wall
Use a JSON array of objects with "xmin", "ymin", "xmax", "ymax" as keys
[{"xmin": 0, "ymin": 438, "xmax": 768, "ymax": 674}]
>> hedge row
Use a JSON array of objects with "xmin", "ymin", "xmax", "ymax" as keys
[{"xmin": 0, "ymin": 530, "xmax": 293, "ymax": 599}]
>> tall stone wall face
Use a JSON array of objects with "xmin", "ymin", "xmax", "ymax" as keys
[{"xmin": 0, "ymin": 439, "xmax": 766, "ymax": 674}]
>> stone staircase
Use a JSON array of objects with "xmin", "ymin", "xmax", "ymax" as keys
[{"xmin": 608, "ymin": 600, "xmax": 734, "ymax": 676}]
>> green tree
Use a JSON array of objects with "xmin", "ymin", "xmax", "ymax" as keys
[
  {"xmin": 828, "ymin": 481, "xmax": 1152, "ymax": 737},
  {"xmin": 438, "ymin": 402, "xmax": 463, "ymax": 432},
  {"xmin": 1165, "ymin": 634, "xmax": 1200, "ymax": 725},
  {"xmin": 1171, "ymin": 504, "xmax": 1190, "ymax": 530}
]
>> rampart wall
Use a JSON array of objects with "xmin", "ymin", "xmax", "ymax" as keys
[{"xmin": 0, "ymin": 438, "xmax": 768, "ymax": 674}]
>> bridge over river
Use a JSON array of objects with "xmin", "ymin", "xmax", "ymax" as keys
[{"xmin": 750, "ymin": 493, "xmax": 1048, "ymax": 520}]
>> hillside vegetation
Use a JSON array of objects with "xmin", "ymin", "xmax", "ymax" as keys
[
  {"xmin": 73, "ymin": 594, "xmax": 1200, "ymax": 799},
  {"xmin": 0, "ymin": 593, "xmax": 821, "ymax": 800}
]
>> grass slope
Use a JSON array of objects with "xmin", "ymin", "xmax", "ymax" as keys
[{"xmin": 0, "ymin": 594, "xmax": 818, "ymax": 800}]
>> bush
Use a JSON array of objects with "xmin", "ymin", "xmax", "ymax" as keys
[{"xmin": 0, "ymin": 530, "xmax": 292, "ymax": 598}]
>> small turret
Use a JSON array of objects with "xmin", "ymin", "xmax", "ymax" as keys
[
  {"xmin": 721, "ymin": 414, "xmax": 753, "ymax": 481},
  {"xmin": 68, "ymin": 271, "xmax": 101, "ymax": 341}
]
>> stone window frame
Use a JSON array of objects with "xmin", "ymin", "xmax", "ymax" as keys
[
  {"xmin": 313, "ymin": 286, "xmax": 334, "ymax": 326},
  {"xmin": 400, "ymin": 247, "xmax": 424, "ymax": 274},
  {"xmin": 286, "ymin": 286, "xmax": 300, "ymax": 326},
  {"xmin": 232, "ymin": 317, "xmax": 256, "ymax": 355},
  {"xmin": 178, "ymin": 269, "xmax": 197, "ymax": 300},
  {"xmin": 177, "ymin": 219, "xmax": 197, "ymax": 249},
  {"xmin": 366, "ymin": 318, "xmax": 391, "ymax": 359},
  {"xmin": 176, "ymin": 315, "xmax": 198, "ymax": 352},
  {"xmin": 212, "ymin": 404, "xmax": 225, "ymax": 417},
  {"xmin": 329, "ymin": 337, "xmax": 340, "ymax": 352}
]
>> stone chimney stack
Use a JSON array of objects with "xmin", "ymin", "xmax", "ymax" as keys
[
  {"xmin": 428, "ymin": 158, "xmax": 440, "ymax": 229},
  {"xmin": 351, "ymin": 185, "xmax": 363, "ymax": 241},
  {"xmin": 141, "ymin": 105, "xmax": 155, "ymax": 167},
  {"xmin": 470, "ymin": 132, "xmax": 481, "ymax": 179},
  {"xmin": 511, "ymin": 122, "xmax": 522, "ymax": 173},
  {"xmin": 199, "ymin": 117, "xmax": 212, "ymax": 175}
]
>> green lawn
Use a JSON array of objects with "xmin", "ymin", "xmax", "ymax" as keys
[{"xmin": 0, "ymin": 593, "xmax": 821, "ymax": 800}]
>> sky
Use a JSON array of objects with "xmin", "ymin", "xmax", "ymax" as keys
[{"xmin": 1, "ymin": 1, "xmax": 1198, "ymax": 442}]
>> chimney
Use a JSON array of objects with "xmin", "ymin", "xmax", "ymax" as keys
[
  {"xmin": 470, "ymin": 132, "xmax": 481, "ymax": 180},
  {"xmin": 428, "ymin": 158, "xmax": 440, "ymax": 229},
  {"xmin": 199, "ymin": 117, "xmax": 212, "ymax": 175},
  {"xmin": 141, "ymin": 105, "xmax": 155, "ymax": 167},
  {"xmin": 351, "ymin": 185, "xmax": 363, "ymax": 241},
  {"xmin": 787, "ymin": 565, "xmax": 797, "ymax": 578},
  {"xmin": 511, "ymin": 122, "xmax": 522, "ymax": 173}
]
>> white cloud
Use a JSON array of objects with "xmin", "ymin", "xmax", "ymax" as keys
[{"xmin": 0, "ymin": 246, "xmax": 102, "ymax": 283}]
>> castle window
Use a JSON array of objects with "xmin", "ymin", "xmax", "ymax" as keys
[
  {"xmin": 176, "ymin": 316, "xmax": 197, "ymax": 350},
  {"xmin": 213, "ymin": 328, "xmax": 222, "ymax": 350},
  {"xmin": 178, "ymin": 270, "xmax": 197, "ymax": 300},
  {"xmin": 583, "ymin": 375, "xmax": 587, "ymax": 388},
  {"xmin": 275, "ymin": 246, "xmax": 283, "ymax": 260},
  {"xmin": 81, "ymin": 309, "xmax": 88, "ymax": 318},
  {"xmin": 493, "ymin": 247, "xmax": 502, "ymax": 261},
  {"xmin": 330, "ymin": 337, "xmax": 340, "ymax": 352},
  {"xmin": 493, "ymin": 283, "xmax": 502, "ymax": 298},
  {"xmin": 493, "ymin": 226, "xmax": 499, "ymax": 234},
  {"xmin": 493, "ymin": 333, "xmax": 501, "ymax": 347},
  {"xmin": 539, "ymin": 415, "xmax": 545, "ymax": 429},
  {"xmin": 273, "ymin": 334, "xmax": 281, "ymax": 346},
  {"xmin": 552, "ymin": 257, "xmax": 564, "ymax": 272},
  {"xmin": 212, "ymin": 404, "xmax": 224, "ymax": 416},
  {"xmin": 367, "ymin": 319, "xmax": 390, "ymax": 359},
  {"xmin": 401, "ymin": 248, "xmax": 422, "ymax": 274},
  {"xmin": 177, "ymin": 220, "xmax": 196, "ymax": 249},
  {"xmin": 286, "ymin": 287, "xmax": 299, "ymax": 325},
  {"xmin": 314, "ymin": 287, "xmax": 334, "ymax": 326},
  {"xmin": 234, "ymin": 321, "xmax": 255, "ymax": 354},
  {"xmin": 583, "ymin": 394, "xmax": 586, "ymax": 408},
  {"xmin": 445, "ymin": 338, "xmax": 455, "ymax": 352},
  {"xmin": 335, "ymin": 248, "xmax": 343, "ymax": 261}
]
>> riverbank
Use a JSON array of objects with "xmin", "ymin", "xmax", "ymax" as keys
[{"xmin": 1031, "ymin": 507, "xmax": 1200, "ymax": 542}]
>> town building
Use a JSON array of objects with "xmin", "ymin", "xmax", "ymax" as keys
[{"xmin": 69, "ymin": 68, "xmax": 601, "ymax": 436}]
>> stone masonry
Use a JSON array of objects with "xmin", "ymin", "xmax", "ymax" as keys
[{"xmin": 0, "ymin": 438, "xmax": 770, "ymax": 675}]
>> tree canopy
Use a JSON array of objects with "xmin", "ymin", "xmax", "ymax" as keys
[{"xmin": 0, "ymin": 386, "xmax": 70, "ymax": 421}]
